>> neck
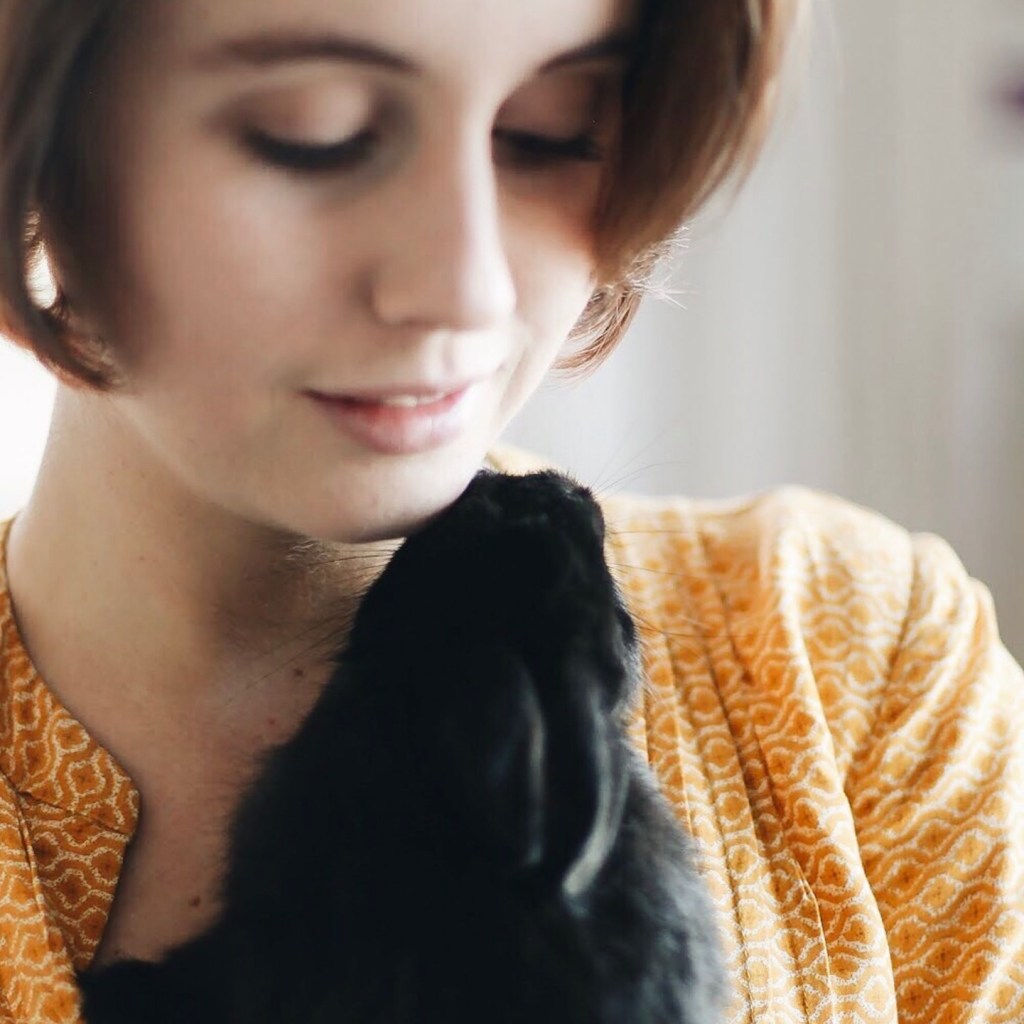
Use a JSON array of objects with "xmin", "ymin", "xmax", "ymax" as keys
[{"xmin": 5, "ymin": 388, "xmax": 395, "ymax": 720}]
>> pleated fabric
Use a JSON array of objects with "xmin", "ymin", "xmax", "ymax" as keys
[{"xmin": 0, "ymin": 447, "xmax": 1019, "ymax": 1023}]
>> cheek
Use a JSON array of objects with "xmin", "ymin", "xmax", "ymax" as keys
[
  {"xmin": 103, "ymin": 185, "xmax": 306, "ymax": 383},
  {"xmin": 511, "ymin": 197, "xmax": 598, "ymax": 357},
  {"xmin": 498, "ymin": 239, "xmax": 596, "ymax": 420},
  {"xmin": 94, "ymin": 112, "xmax": 336, "ymax": 389}
]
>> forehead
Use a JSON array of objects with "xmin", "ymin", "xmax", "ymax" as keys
[{"xmin": 131, "ymin": 0, "xmax": 636, "ymax": 93}]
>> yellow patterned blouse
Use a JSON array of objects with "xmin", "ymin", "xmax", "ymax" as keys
[{"xmin": 0, "ymin": 449, "xmax": 1022, "ymax": 1023}]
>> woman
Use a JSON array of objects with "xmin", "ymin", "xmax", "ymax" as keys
[{"xmin": 0, "ymin": 0, "xmax": 1020, "ymax": 1021}]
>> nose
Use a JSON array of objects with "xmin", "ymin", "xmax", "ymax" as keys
[{"xmin": 369, "ymin": 133, "xmax": 518, "ymax": 332}]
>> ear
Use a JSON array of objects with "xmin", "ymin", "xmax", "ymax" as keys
[
  {"xmin": 536, "ymin": 655, "xmax": 629, "ymax": 898},
  {"xmin": 417, "ymin": 641, "xmax": 547, "ymax": 874},
  {"xmin": 35, "ymin": 221, "xmax": 116, "ymax": 347},
  {"xmin": 413, "ymin": 639, "xmax": 628, "ymax": 897}
]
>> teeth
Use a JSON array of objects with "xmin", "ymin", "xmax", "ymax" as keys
[{"xmin": 377, "ymin": 393, "xmax": 445, "ymax": 407}]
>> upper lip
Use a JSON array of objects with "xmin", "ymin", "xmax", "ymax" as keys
[{"xmin": 303, "ymin": 380, "xmax": 481, "ymax": 402}]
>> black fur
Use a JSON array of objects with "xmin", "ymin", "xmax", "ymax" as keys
[{"xmin": 79, "ymin": 470, "xmax": 726, "ymax": 1023}]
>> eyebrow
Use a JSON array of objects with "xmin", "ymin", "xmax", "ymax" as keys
[{"xmin": 194, "ymin": 28, "xmax": 633, "ymax": 76}]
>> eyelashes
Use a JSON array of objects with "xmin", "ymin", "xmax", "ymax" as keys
[
  {"xmin": 242, "ymin": 127, "xmax": 379, "ymax": 173},
  {"xmin": 241, "ymin": 126, "xmax": 605, "ymax": 175},
  {"xmin": 494, "ymin": 128, "xmax": 604, "ymax": 166}
]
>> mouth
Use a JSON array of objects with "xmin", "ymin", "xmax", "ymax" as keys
[
  {"xmin": 303, "ymin": 382, "xmax": 484, "ymax": 455},
  {"xmin": 366, "ymin": 392, "xmax": 452, "ymax": 408},
  {"xmin": 324, "ymin": 389, "xmax": 459, "ymax": 409}
]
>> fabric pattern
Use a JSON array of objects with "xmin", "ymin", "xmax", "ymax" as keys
[
  {"xmin": 0, "ymin": 523, "xmax": 138, "ymax": 1023},
  {"xmin": 0, "ymin": 447, "xmax": 1021, "ymax": 1022}
]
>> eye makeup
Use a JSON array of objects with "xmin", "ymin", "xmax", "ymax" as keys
[
  {"xmin": 226, "ymin": 62, "xmax": 619, "ymax": 177},
  {"xmin": 241, "ymin": 126, "xmax": 381, "ymax": 173}
]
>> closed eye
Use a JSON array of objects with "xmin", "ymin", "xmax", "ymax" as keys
[
  {"xmin": 493, "ymin": 129, "xmax": 605, "ymax": 167},
  {"xmin": 242, "ymin": 126, "xmax": 605, "ymax": 175},
  {"xmin": 242, "ymin": 127, "xmax": 378, "ymax": 173}
]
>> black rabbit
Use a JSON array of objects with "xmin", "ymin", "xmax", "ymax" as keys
[{"xmin": 79, "ymin": 470, "xmax": 726, "ymax": 1023}]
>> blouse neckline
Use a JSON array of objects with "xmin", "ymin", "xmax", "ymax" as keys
[{"xmin": 0, "ymin": 516, "xmax": 139, "ymax": 835}]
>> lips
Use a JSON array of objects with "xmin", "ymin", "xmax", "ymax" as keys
[
  {"xmin": 308, "ymin": 382, "xmax": 470, "ymax": 402},
  {"xmin": 321, "ymin": 388, "xmax": 456, "ymax": 409},
  {"xmin": 304, "ymin": 382, "xmax": 482, "ymax": 455},
  {"xmin": 366, "ymin": 392, "xmax": 451, "ymax": 408}
]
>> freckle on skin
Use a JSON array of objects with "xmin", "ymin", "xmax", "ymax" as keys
[
  {"xmin": 294, "ymin": 668, "xmax": 305, "ymax": 678},
  {"xmin": 189, "ymin": 895, "xmax": 202, "ymax": 908}
]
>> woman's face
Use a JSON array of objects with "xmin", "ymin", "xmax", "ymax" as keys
[{"xmin": 82, "ymin": 0, "xmax": 632, "ymax": 542}]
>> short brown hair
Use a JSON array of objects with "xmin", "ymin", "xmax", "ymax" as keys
[{"xmin": 0, "ymin": 0, "xmax": 801, "ymax": 390}]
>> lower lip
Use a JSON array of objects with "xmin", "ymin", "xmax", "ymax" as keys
[{"xmin": 305, "ymin": 385, "xmax": 479, "ymax": 455}]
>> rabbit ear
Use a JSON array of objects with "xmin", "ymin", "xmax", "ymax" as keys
[
  {"xmin": 537, "ymin": 659, "xmax": 629, "ymax": 899},
  {"xmin": 420, "ymin": 642, "xmax": 548, "ymax": 874},
  {"xmin": 418, "ymin": 637, "xmax": 630, "ymax": 897}
]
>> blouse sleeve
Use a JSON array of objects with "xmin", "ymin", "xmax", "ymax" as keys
[{"xmin": 845, "ymin": 530, "xmax": 1024, "ymax": 1022}]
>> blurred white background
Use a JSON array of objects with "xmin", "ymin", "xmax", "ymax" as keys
[
  {"xmin": 507, "ymin": 0, "xmax": 1024, "ymax": 657},
  {"xmin": 2, "ymin": 1, "xmax": 1023, "ymax": 653}
]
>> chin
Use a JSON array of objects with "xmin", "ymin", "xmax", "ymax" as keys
[{"xmin": 303, "ymin": 449, "xmax": 489, "ymax": 545}]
